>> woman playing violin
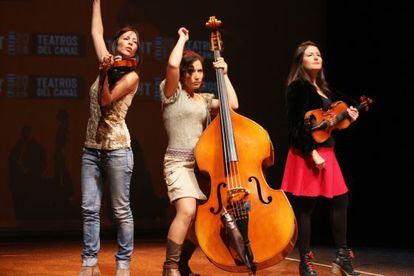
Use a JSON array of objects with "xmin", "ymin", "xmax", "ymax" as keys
[
  {"xmin": 79, "ymin": 1, "xmax": 141, "ymax": 275},
  {"xmin": 281, "ymin": 41, "xmax": 360, "ymax": 276},
  {"xmin": 160, "ymin": 27, "xmax": 238, "ymax": 276}
]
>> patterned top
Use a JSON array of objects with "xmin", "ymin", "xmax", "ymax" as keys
[
  {"xmin": 160, "ymin": 79, "xmax": 214, "ymax": 152},
  {"xmin": 84, "ymin": 77, "xmax": 136, "ymax": 150}
]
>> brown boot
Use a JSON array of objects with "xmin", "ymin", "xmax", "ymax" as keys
[
  {"xmin": 178, "ymin": 239, "xmax": 198, "ymax": 276},
  {"xmin": 162, "ymin": 239, "xmax": 182, "ymax": 276}
]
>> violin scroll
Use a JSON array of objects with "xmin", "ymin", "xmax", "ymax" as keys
[{"xmin": 359, "ymin": 95, "xmax": 373, "ymax": 112}]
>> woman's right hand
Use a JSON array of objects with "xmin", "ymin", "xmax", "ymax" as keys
[
  {"xmin": 178, "ymin": 27, "xmax": 189, "ymax": 41},
  {"xmin": 311, "ymin": 149, "xmax": 325, "ymax": 169}
]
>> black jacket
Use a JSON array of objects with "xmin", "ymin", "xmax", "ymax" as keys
[{"xmin": 285, "ymin": 79, "xmax": 335, "ymax": 154}]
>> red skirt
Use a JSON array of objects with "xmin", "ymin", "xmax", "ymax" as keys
[{"xmin": 281, "ymin": 147, "xmax": 348, "ymax": 198}]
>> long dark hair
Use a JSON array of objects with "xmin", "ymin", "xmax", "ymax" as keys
[
  {"xmin": 179, "ymin": 49, "xmax": 204, "ymax": 86},
  {"xmin": 110, "ymin": 26, "xmax": 142, "ymax": 69},
  {"xmin": 286, "ymin": 41, "xmax": 330, "ymax": 94}
]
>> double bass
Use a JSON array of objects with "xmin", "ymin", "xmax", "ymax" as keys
[{"xmin": 194, "ymin": 16, "xmax": 297, "ymax": 273}]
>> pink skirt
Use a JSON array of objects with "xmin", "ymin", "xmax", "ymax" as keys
[{"xmin": 281, "ymin": 147, "xmax": 348, "ymax": 198}]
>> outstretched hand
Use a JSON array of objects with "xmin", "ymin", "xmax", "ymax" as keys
[{"xmin": 178, "ymin": 27, "xmax": 189, "ymax": 41}]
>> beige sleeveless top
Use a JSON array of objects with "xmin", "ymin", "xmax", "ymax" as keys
[
  {"xmin": 160, "ymin": 80, "xmax": 214, "ymax": 151},
  {"xmin": 84, "ymin": 77, "xmax": 136, "ymax": 150}
]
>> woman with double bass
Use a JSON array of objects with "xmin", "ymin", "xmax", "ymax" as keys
[
  {"xmin": 160, "ymin": 26, "xmax": 238, "ymax": 276},
  {"xmin": 281, "ymin": 41, "xmax": 360, "ymax": 276}
]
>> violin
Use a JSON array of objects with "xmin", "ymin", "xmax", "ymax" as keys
[
  {"xmin": 97, "ymin": 57, "xmax": 137, "ymax": 103},
  {"xmin": 99, "ymin": 57, "xmax": 138, "ymax": 71},
  {"xmin": 304, "ymin": 95, "xmax": 373, "ymax": 143},
  {"xmin": 194, "ymin": 16, "xmax": 297, "ymax": 274}
]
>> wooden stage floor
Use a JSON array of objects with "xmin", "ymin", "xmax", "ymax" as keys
[{"xmin": 0, "ymin": 240, "xmax": 412, "ymax": 275}]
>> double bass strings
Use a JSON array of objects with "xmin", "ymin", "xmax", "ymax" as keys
[{"xmin": 214, "ymin": 50, "xmax": 245, "ymax": 220}]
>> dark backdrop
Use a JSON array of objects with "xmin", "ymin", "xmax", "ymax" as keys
[{"xmin": 0, "ymin": 0, "xmax": 411, "ymax": 248}]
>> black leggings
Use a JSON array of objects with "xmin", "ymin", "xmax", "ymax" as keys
[{"xmin": 291, "ymin": 193, "xmax": 349, "ymax": 256}]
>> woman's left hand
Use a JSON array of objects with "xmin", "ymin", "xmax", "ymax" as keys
[
  {"xmin": 347, "ymin": 106, "xmax": 359, "ymax": 122},
  {"xmin": 100, "ymin": 54, "xmax": 114, "ymax": 71},
  {"xmin": 213, "ymin": 57, "xmax": 228, "ymax": 74}
]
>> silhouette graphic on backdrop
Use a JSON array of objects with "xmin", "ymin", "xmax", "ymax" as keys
[
  {"xmin": 8, "ymin": 110, "xmax": 78, "ymax": 228},
  {"xmin": 53, "ymin": 109, "xmax": 78, "ymax": 218},
  {"xmin": 8, "ymin": 125, "xmax": 50, "ymax": 225}
]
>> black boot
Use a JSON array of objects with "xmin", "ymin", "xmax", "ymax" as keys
[
  {"xmin": 178, "ymin": 240, "xmax": 199, "ymax": 276},
  {"xmin": 331, "ymin": 247, "xmax": 360, "ymax": 276},
  {"xmin": 299, "ymin": 251, "xmax": 317, "ymax": 276}
]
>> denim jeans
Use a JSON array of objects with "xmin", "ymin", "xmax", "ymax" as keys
[{"xmin": 81, "ymin": 147, "xmax": 134, "ymax": 269}]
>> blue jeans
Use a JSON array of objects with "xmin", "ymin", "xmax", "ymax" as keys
[{"xmin": 80, "ymin": 147, "xmax": 134, "ymax": 269}]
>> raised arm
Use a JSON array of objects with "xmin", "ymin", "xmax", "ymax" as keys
[
  {"xmin": 163, "ymin": 27, "xmax": 189, "ymax": 98},
  {"xmin": 91, "ymin": 0, "xmax": 111, "ymax": 62},
  {"xmin": 210, "ymin": 57, "xmax": 239, "ymax": 110}
]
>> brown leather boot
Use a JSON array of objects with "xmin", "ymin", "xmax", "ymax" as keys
[
  {"xmin": 178, "ymin": 239, "xmax": 199, "ymax": 276},
  {"xmin": 162, "ymin": 239, "xmax": 182, "ymax": 276}
]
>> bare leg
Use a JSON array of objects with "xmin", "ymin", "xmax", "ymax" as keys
[{"xmin": 168, "ymin": 197, "xmax": 197, "ymax": 244}]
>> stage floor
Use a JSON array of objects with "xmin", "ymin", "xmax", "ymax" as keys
[{"xmin": 0, "ymin": 240, "xmax": 412, "ymax": 275}]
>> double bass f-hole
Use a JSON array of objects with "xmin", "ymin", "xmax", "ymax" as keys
[
  {"xmin": 210, "ymin": 177, "xmax": 272, "ymax": 215},
  {"xmin": 249, "ymin": 176, "xmax": 272, "ymax": 204},
  {"xmin": 210, "ymin": 182, "xmax": 227, "ymax": 215}
]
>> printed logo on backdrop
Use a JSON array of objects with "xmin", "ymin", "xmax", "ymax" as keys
[
  {"xmin": 2, "ymin": 74, "xmax": 83, "ymax": 98},
  {"xmin": 35, "ymin": 34, "xmax": 84, "ymax": 56},
  {"xmin": 151, "ymin": 37, "xmax": 213, "ymax": 60},
  {"xmin": 186, "ymin": 40, "xmax": 213, "ymax": 60},
  {"xmin": 7, "ymin": 32, "xmax": 30, "ymax": 55},
  {"xmin": 3, "ymin": 32, "xmax": 84, "ymax": 56}
]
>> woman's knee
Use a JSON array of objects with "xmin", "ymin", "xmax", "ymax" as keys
[
  {"xmin": 176, "ymin": 206, "xmax": 196, "ymax": 224},
  {"xmin": 81, "ymin": 204, "xmax": 101, "ymax": 219},
  {"xmin": 112, "ymin": 204, "xmax": 133, "ymax": 222}
]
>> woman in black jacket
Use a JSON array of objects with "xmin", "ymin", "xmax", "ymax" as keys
[{"xmin": 281, "ymin": 41, "xmax": 360, "ymax": 276}]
